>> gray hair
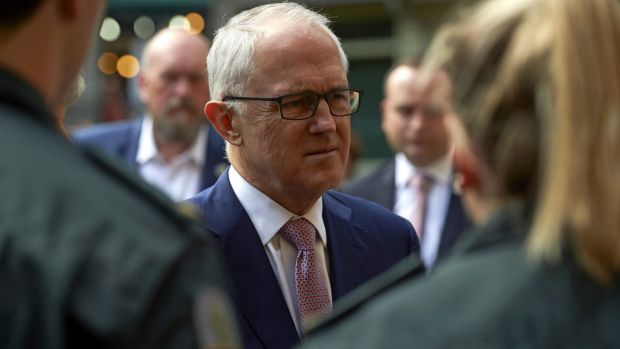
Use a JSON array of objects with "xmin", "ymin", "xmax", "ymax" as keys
[{"xmin": 208, "ymin": 2, "xmax": 349, "ymax": 114}]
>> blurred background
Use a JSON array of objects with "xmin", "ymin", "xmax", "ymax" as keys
[{"xmin": 68, "ymin": 0, "xmax": 470, "ymax": 175}]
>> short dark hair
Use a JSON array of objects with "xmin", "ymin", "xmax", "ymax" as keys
[{"xmin": 0, "ymin": 1, "xmax": 44, "ymax": 26}]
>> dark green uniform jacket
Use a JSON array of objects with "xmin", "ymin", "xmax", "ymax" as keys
[
  {"xmin": 300, "ymin": 205, "xmax": 620, "ymax": 348},
  {"xmin": 0, "ymin": 68, "xmax": 239, "ymax": 349}
]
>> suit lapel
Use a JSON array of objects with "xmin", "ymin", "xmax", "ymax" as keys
[
  {"xmin": 127, "ymin": 118, "xmax": 142, "ymax": 166},
  {"xmin": 322, "ymin": 193, "xmax": 369, "ymax": 300},
  {"xmin": 199, "ymin": 171, "xmax": 299, "ymax": 348},
  {"xmin": 380, "ymin": 159, "xmax": 397, "ymax": 209},
  {"xmin": 437, "ymin": 191, "xmax": 471, "ymax": 258},
  {"xmin": 365, "ymin": 159, "xmax": 397, "ymax": 210}
]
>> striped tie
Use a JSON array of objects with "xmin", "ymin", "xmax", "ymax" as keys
[{"xmin": 410, "ymin": 174, "xmax": 434, "ymax": 240}]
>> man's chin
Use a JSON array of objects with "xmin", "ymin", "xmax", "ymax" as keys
[{"xmin": 157, "ymin": 123, "xmax": 201, "ymax": 143}]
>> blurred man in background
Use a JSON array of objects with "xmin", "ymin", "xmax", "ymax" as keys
[
  {"xmin": 340, "ymin": 59, "xmax": 470, "ymax": 268},
  {"xmin": 74, "ymin": 28, "xmax": 227, "ymax": 201},
  {"xmin": 0, "ymin": 1, "xmax": 237, "ymax": 348}
]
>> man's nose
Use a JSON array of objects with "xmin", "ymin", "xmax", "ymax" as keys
[
  {"xmin": 173, "ymin": 77, "xmax": 192, "ymax": 96},
  {"xmin": 310, "ymin": 98, "xmax": 337, "ymax": 133},
  {"xmin": 408, "ymin": 110, "xmax": 428, "ymax": 129}
]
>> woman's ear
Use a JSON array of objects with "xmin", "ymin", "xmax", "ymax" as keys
[
  {"xmin": 453, "ymin": 145, "xmax": 480, "ymax": 193},
  {"xmin": 204, "ymin": 101, "xmax": 242, "ymax": 146}
]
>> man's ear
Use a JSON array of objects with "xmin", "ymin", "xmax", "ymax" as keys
[
  {"xmin": 379, "ymin": 99, "xmax": 388, "ymax": 132},
  {"xmin": 137, "ymin": 74, "xmax": 149, "ymax": 103},
  {"xmin": 204, "ymin": 101, "xmax": 242, "ymax": 145}
]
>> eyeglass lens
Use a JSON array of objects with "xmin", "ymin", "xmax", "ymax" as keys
[{"xmin": 280, "ymin": 90, "xmax": 359, "ymax": 119}]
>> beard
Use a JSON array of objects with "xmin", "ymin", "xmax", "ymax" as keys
[{"xmin": 153, "ymin": 97, "xmax": 203, "ymax": 143}]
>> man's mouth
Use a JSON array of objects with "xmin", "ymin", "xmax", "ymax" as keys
[{"xmin": 306, "ymin": 146, "xmax": 338, "ymax": 156}]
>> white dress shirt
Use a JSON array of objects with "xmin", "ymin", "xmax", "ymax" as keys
[
  {"xmin": 136, "ymin": 116, "xmax": 208, "ymax": 201},
  {"xmin": 228, "ymin": 166, "xmax": 331, "ymax": 337},
  {"xmin": 393, "ymin": 152, "xmax": 453, "ymax": 268}
]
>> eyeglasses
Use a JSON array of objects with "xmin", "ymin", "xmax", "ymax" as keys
[{"xmin": 222, "ymin": 89, "xmax": 363, "ymax": 120}]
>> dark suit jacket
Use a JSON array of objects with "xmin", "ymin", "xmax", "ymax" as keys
[
  {"xmin": 189, "ymin": 169, "xmax": 418, "ymax": 349},
  {"xmin": 72, "ymin": 118, "xmax": 228, "ymax": 190},
  {"xmin": 339, "ymin": 158, "xmax": 471, "ymax": 260}
]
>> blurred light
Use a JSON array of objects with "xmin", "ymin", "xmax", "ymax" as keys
[
  {"xmin": 169, "ymin": 15, "xmax": 190, "ymax": 31},
  {"xmin": 98, "ymin": 52, "xmax": 119, "ymax": 75},
  {"xmin": 100, "ymin": 17, "xmax": 121, "ymax": 42},
  {"xmin": 185, "ymin": 13, "xmax": 205, "ymax": 34},
  {"xmin": 134, "ymin": 16, "xmax": 156, "ymax": 40},
  {"xmin": 117, "ymin": 55, "xmax": 140, "ymax": 78}
]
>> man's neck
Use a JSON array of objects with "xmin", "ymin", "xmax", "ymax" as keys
[
  {"xmin": 0, "ymin": 33, "xmax": 59, "ymax": 109},
  {"xmin": 154, "ymin": 136, "xmax": 194, "ymax": 163}
]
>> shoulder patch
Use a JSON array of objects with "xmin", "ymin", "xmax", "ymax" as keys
[{"xmin": 194, "ymin": 287, "xmax": 242, "ymax": 349}]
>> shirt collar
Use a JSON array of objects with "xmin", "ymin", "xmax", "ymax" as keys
[
  {"xmin": 394, "ymin": 150, "xmax": 454, "ymax": 188},
  {"xmin": 136, "ymin": 115, "xmax": 207, "ymax": 165},
  {"xmin": 228, "ymin": 166, "xmax": 327, "ymax": 247}
]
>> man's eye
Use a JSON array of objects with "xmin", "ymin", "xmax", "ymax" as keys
[
  {"xmin": 282, "ymin": 95, "xmax": 314, "ymax": 109},
  {"xmin": 329, "ymin": 91, "xmax": 348, "ymax": 101},
  {"xmin": 424, "ymin": 105, "xmax": 446, "ymax": 117},
  {"xmin": 396, "ymin": 106, "xmax": 415, "ymax": 116}
]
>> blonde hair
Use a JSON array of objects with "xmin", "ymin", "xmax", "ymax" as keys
[
  {"xmin": 532, "ymin": 0, "xmax": 620, "ymax": 283},
  {"xmin": 426, "ymin": 0, "xmax": 620, "ymax": 283},
  {"xmin": 61, "ymin": 74, "xmax": 85, "ymax": 108}
]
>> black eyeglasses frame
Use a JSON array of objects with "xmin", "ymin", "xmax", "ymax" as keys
[{"xmin": 222, "ymin": 88, "xmax": 363, "ymax": 120}]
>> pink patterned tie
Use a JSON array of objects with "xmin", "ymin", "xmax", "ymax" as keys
[
  {"xmin": 279, "ymin": 218, "xmax": 332, "ymax": 333},
  {"xmin": 410, "ymin": 174, "xmax": 434, "ymax": 240}
]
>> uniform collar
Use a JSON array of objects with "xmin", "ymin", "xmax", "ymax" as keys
[{"xmin": 0, "ymin": 67, "xmax": 55, "ymax": 129}]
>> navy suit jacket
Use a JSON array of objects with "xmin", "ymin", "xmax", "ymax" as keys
[
  {"xmin": 189, "ymin": 169, "xmax": 418, "ymax": 349},
  {"xmin": 340, "ymin": 158, "xmax": 471, "ymax": 260},
  {"xmin": 72, "ymin": 118, "xmax": 228, "ymax": 190}
]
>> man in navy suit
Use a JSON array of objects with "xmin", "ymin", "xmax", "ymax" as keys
[
  {"xmin": 340, "ymin": 59, "xmax": 470, "ymax": 269},
  {"xmin": 189, "ymin": 3, "xmax": 419, "ymax": 349},
  {"xmin": 73, "ymin": 28, "xmax": 227, "ymax": 201}
]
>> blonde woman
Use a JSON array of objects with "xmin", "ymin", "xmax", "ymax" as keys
[{"xmin": 300, "ymin": 0, "xmax": 620, "ymax": 347}]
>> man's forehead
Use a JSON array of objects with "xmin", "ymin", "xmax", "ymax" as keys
[
  {"xmin": 389, "ymin": 67, "xmax": 450, "ymax": 96},
  {"xmin": 146, "ymin": 49, "xmax": 206, "ymax": 73}
]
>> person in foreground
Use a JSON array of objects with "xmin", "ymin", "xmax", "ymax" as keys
[
  {"xmin": 189, "ymin": 3, "xmax": 419, "ymax": 348},
  {"xmin": 300, "ymin": 0, "xmax": 620, "ymax": 347},
  {"xmin": 340, "ymin": 58, "xmax": 470, "ymax": 269},
  {"xmin": 0, "ymin": 1, "xmax": 238, "ymax": 348},
  {"xmin": 73, "ymin": 28, "xmax": 227, "ymax": 201}
]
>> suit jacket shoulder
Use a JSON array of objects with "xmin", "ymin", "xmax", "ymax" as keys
[
  {"xmin": 320, "ymin": 190, "xmax": 420, "ymax": 303},
  {"xmin": 74, "ymin": 119, "xmax": 228, "ymax": 189},
  {"xmin": 338, "ymin": 159, "xmax": 395, "ymax": 210},
  {"xmin": 324, "ymin": 190, "xmax": 418, "ymax": 255},
  {"xmin": 72, "ymin": 118, "xmax": 142, "ymax": 161}
]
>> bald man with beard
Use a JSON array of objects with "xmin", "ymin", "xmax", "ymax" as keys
[{"xmin": 74, "ymin": 28, "xmax": 227, "ymax": 201}]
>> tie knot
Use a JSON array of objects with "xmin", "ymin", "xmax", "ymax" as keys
[
  {"xmin": 410, "ymin": 173, "xmax": 434, "ymax": 193},
  {"xmin": 279, "ymin": 218, "xmax": 317, "ymax": 251}
]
